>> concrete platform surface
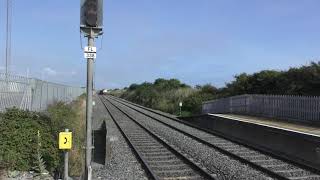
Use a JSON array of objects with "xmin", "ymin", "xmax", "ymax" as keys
[{"xmin": 211, "ymin": 113, "xmax": 320, "ymax": 137}]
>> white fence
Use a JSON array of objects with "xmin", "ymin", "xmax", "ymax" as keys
[
  {"xmin": 202, "ymin": 94, "xmax": 320, "ymax": 123},
  {"xmin": 0, "ymin": 73, "xmax": 85, "ymax": 112}
]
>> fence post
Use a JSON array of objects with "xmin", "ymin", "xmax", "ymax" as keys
[{"xmin": 246, "ymin": 95, "xmax": 251, "ymax": 114}]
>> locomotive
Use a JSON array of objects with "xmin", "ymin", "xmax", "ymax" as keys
[{"xmin": 99, "ymin": 89, "xmax": 108, "ymax": 95}]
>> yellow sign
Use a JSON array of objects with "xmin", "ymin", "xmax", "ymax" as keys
[{"xmin": 59, "ymin": 132, "xmax": 72, "ymax": 150}]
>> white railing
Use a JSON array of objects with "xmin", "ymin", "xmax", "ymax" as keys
[
  {"xmin": 0, "ymin": 73, "xmax": 85, "ymax": 112},
  {"xmin": 202, "ymin": 94, "xmax": 320, "ymax": 123}
]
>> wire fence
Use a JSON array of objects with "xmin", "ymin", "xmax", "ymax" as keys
[
  {"xmin": 202, "ymin": 94, "xmax": 320, "ymax": 123},
  {"xmin": 0, "ymin": 73, "xmax": 85, "ymax": 112}
]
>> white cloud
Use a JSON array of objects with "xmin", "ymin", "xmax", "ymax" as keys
[{"xmin": 43, "ymin": 67, "xmax": 57, "ymax": 76}]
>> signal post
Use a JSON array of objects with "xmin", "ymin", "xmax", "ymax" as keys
[{"xmin": 80, "ymin": 0, "xmax": 103, "ymax": 180}]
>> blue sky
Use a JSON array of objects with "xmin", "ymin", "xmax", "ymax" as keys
[{"xmin": 0, "ymin": 1, "xmax": 320, "ymax": 88}]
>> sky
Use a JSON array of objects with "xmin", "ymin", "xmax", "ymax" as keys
[{"xmin": 1, "ymin": 1, "xmax": 320, "ymax": 89}]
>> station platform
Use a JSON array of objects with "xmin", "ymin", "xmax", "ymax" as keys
[
  {"xmin": 182, "ymin": 113, "xmax": 320, "ymax": 171},
  {"xmin": 210, "ymin": 113, "xmax": 320, "ymax": 136}
]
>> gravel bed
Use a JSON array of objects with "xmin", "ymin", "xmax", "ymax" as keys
[
  {"xmin": 92, "ymin": 95, "xmax": 112, "ymax": 130},
  {"xmin": 92, "ymin": 96, "xmax": 148, "ymax": 180},
  {"xmin": 110, "ymin": 97, "xmax": 320, "ymax": 178},
  {"xmin": 107, "ymin": 97, "xmax": 273, "ymax": 180},
  {"xmin": 102, "ymin": 98, "xmax": 207, "ymax": 180},
  {"xmin": 0, "ymin": 170, "xmax": 53, "ymax": 180}
]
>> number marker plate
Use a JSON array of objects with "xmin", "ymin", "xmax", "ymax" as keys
[
  {"xmin": 84, "ymin": 52, "xmax": 96, "ymax": 59},
  {"xmin": 84, "ymin": 46, "xmax": 97, "ymax": 53}
]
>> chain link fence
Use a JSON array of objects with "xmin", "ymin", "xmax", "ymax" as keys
[{"xmin": 0, "ymin": 73, "xmax": 85, "ymax": 112}]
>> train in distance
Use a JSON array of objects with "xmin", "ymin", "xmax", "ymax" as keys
[{"xmin": 99, "ymin": 89, "xmax": 108, "ymax": 95}]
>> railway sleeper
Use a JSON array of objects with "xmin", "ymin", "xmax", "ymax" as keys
[
  {"xmin": 151, "ymin": 164, "xmax": 193, "ymax": 171},
  {"xmin": 144, "ymin": 156, "xmax": 179, "ymax": 161},
  {"xmin": 154, "ymin": 169, "xmax": 200, "ymax": 178},
  {"xmin": 132, "ymin": 142, "xmax": 159, "ymax": 146},
  {"xmin": 138, "ymin": 149, "xmax": 168, "ymax": 153},
  {"xmin": 141, "ymin": 151, "xmax": 173, "ymax": 156},
  {"xmin": 161, "ymin": 175, "xmax": 205, "ymax": 180},
  {"xmin": 276, "ymin": 169, "xmax": 315, "ymax": 177},
  {"xmin": 147, "ymin": 159, "xmax": 182, "ymax": 165},
  {"xmin": 289, "ymin": 175, "xmax": 320, "ymax": 180}
]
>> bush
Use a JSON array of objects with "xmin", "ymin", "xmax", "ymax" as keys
[
  {"xmin": 0, "ymin": 108, "xmax": 59, "ymax": 172},
  {"xmin": 46, "ymin": 99, "xmax": 86, "ymax": 177},
  {"xmin": 0, "ymin": 96, "xmax": 85, "ymax": 177},
  {"xmin": 47, "ymin": 102, "xmax": 76, "ymax": 135}
]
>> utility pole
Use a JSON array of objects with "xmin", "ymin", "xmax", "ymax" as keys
[
  {"xmin": 5, "ymin": 0, "xmax": 12, "ymax": 77},
  {"xmin": 80, "ymin": 1, "xmax": 103, "ymax": 179},
  {"xmin": 85, "ymin": 29, "xmax": 94, "ymax": 180}
]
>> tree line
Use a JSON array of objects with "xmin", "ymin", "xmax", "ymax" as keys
[{"xmin": 109, "ymin": 62, "xmax": 320, "ymax": 115}]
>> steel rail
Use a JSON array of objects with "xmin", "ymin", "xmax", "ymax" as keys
[
  {"xmin": 99, "ymin": 96, "xmax": 160, "ymax": 180},
  {"xmin": 99, "ymin": 96, "xmax": 217, "ymax": 180},
  {"xmin": 107, "ymin": 95, "xmax": 319, "ymax": 180},
  {"xmin": 110, "ymin": 95, "xmax": 320, "ymax": 175}
]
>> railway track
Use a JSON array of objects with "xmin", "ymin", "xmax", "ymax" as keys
[
  {"xmin": 104, "ymin": 95, "xmax": 320, "ymax": 180},
  {"xmin": 99, "ymin": 96, "xmax": 217, "ymax": 180}
]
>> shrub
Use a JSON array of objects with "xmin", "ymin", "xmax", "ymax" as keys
[
  {"xmin": 0, "ymin": 108, "xmax": 59, "ymax": 172},
  {"xmin": 46, "ymin": 98, "xmax": 86, "ymax": 177},
  {"xmin": 0, "ymin": 96, "xmax": 85, "ymax": 177}
]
